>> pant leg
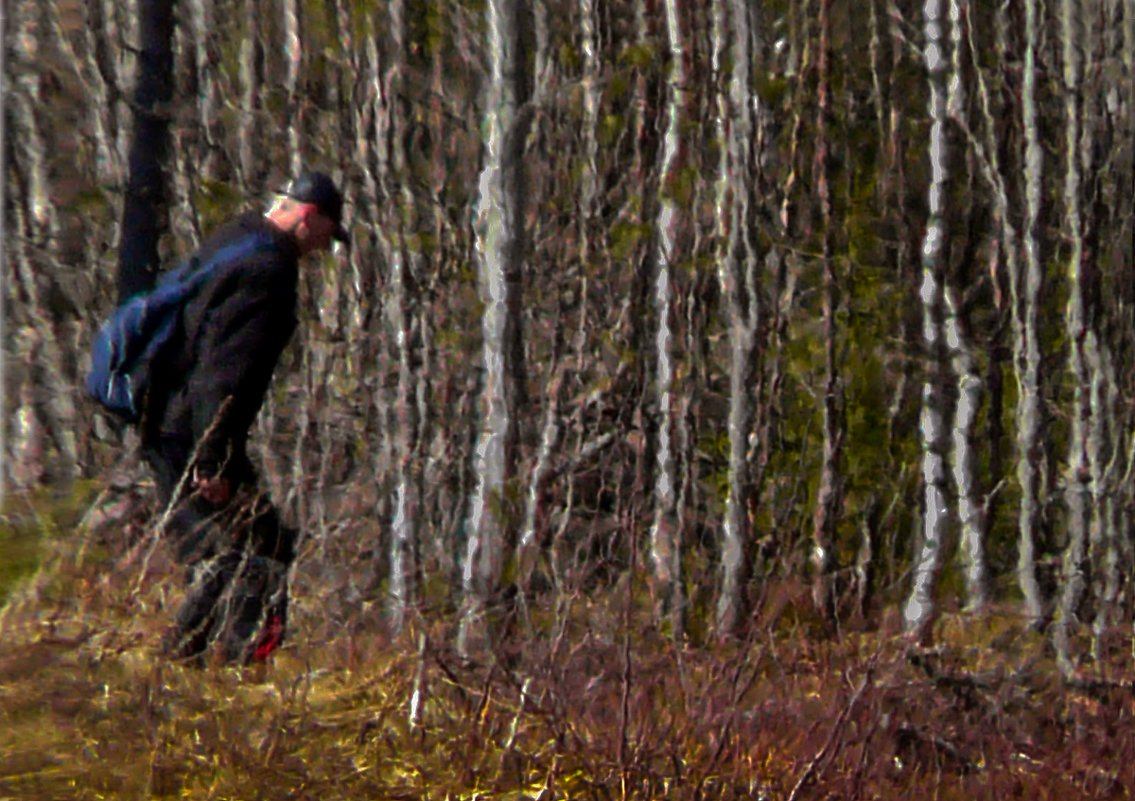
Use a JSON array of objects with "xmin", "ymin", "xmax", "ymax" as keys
[
  {"xmin": 213, "ymin": 553, "xmax": 290, "ymax": 664},
  {"xmin": 144, "ymin": 440, "xmax": 296, "ymax": 664},
  {"xmin": 165, "ymin": 552, "xmax": 240, "ymax": 662},
  {"xmin": 240, "ymin": 490, "xmax": 298, "ymax": 563},
  {"xmin": 166, "ymin": 549, "xmax": 290, "ymax": 664},
  {"xmin": 215, "ymin": 493, "xmax": 295, "ymax": 662},
  {"xmin": 141, "ymin": 438, "xmax": 188, "ymax": 507},
  {"xmin": 142, "ymin": 437, "xmax": 225, "ymax": 563},
  {"xmin": 145, "ymin": 437, "xmax": 295, "ymax": 564},
  {"xmin": 165, "ymin": 487, "xmax": 296, "ymax": 665}
]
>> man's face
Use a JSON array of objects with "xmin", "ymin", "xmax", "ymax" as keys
[{"xmin": 299, "ymin": 204, "xmax": 338, "ymax": 255}]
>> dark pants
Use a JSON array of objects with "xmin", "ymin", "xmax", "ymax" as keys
[
  {"xmin": 172, "ymin": 550, "xmax": 289, "ymax": 664},
  {"xmin": 143, "ymin": 437, "xmax": 296, "ymax": 664}
]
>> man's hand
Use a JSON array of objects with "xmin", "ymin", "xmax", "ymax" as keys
[{"xmin": 192, "ymin": 467, "xmax": 232, "ymax": 505}]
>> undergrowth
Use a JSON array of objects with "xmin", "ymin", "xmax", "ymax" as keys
[{"xmin": 1, "ymin": 490, "xmax": 1133, "ymax": 800}]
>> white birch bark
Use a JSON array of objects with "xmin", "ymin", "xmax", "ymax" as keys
[
  {"xmin": 238, "ymin": 0, "xmax": 262, "ymax": 187},
  {"xmin": 578, "ymin": 0, "xmax": 600, "ymax": 222},
  {"xmin": 1017, "ymin": 0, "xmax": 1046, "ymax": 623},
  {"xmin": 1062, "ymin": 0, "xmax": 1116, "ymax": 665},
  {"xmin": 517, "ymin": 367, "xmax": 561, "ymax": 614},
  {"xmin": 388, "ymin": 260, "xmax": 419, "ymax": 633},
  {"xmin": 811, "ymin": 0, "xmax": 841, "ymax": 622},
  {"xmin": 946, "ymin": 0, "xmax": 987, "ymax": 614},
  {"xmin": 1097, "ymin": 0, "xmax": 1132, "ymax": 654},
  {"xmin": 9, "ymin": 206, "xmax": 79, "ymax": 483},
  {"xmin": 1053, "ymin": 0, "xmax": 1089, "ymax": 675},
  {"xmin": 960, "ymin": 0, "xmax": 1046, "ymax": 623},
  {"xmin": 189, "ymin": 0, "xmax": 220, "ymax": 170},
  {"xmin": 10, "ymin": 6, "xmax": 57, "ymax": 238},
  {"xmin": 1085, "ymin": 334, "xmax": 1112, "ymax": 658},
  {"xmin": 1093, "ymin": 345, "xmax": 1120, "ymax": 656},
  {"xmin": 420, "ymin": 15, "xmax": 453, "ymax": 589},
  {"xmin": 516, "ymin": 0, "xmax": 563, "ymax": 616},
  {"xmin": 946, "ymin": 287, "xmax": 987, "ymax": 612},
  {"xmin": 284, "ymin": 350, "xmax": 313, "ymax": 550},
  {"xmin": 460, "ymin": 0, "xmax": 523, "ymax": 655},
  {"xmin": 76, "ymin": 0, "xmax": 124, "ymax": 188},
  {"xmin": 364, "ymin": 16, "xmax": 400, "ymax": 594},
  {"xmin": 278, "ymin": 0, "xmax": 310, "ymax": 542},
  {"xmin": 355, "ymin": 32, "xmax": 378, "ymax": 215},
  {"xmin": 650, "ymin": 0, "xmax": 684, "ymax": 637},
  {"xmin": 382, "ymin": 0, "xmax": 420, "ymax": 635},
  {"xmin": 7, "ymin": 6, "xmax": 78, "ymax": 482},
  {"xmin": 89, "ymin": 0, "xmax": 134, "ymax": 189},
  {"xmin": 283, "ymin": 0, "xmax": 302, "ymax": 177},
  {"xmin": 713, "ymin": 0, "xmax": 760, "ymax": 636},
  {"xmin": 243, "ymin": 2, "xmax": 277, "ymax": 501},
  {"xmin": 903, "ymin": 0, "xmax": 950, "ymax": 639},
  {"xmin": 331, "ymin": 0, "xmax": 366, "ymax": 375},
  {"xmin": 171, "ymin": 19, "xmax": 202, "ymax": 247}
]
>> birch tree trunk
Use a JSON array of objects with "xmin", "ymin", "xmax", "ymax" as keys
[
  {"xmin": 810, "ymin": 0, "xmax": 842, "ymax": 623},
  {"xmin": 282, "ymin": 0, "xmax": 303, "ymax": 177},
  {"xmin": 384, "ymin": 0, "xmax": 420, "ymax": 635},
  {"xmin": 187, "ymin": 0, "xmax": 219, "ymax": 180},
  {"xmin": 1053, "ymin": 0, "xmax": 1090, "ymax": 675},
  {"xmin": 81, "ymin": 0, "xmax": 125, "ymax": 189},
  {"xmin": 279, "ymin": 0, "xmax": 312, "ymax": 537},
  {"xmin": 649, "ymin": 0, "xmax": 685, "ymax": 638},
  {"xmin": 903, "ymin": 0, "xmax": 950, "ymax": 642},
  {"xmin": 963, "ymin": 0, "xmax": 1038, "ymax": 624},
  {"xmin": 7, "ymin": 6, "xmax": 81, "ymax": 485},
  {"xmin": 418, "ymin": 9, "xmax": 459, "ymax": 599},
  {"xmin": 713, "ymin": 0, "xmax": 760, "ymax": 636},
  {"xmin": 459, "ymin": 0, "xmax": 530, "ymax": 655},
  {"xmin": 516, "ymin": 0, "xmax": 564, "ymax": 618},
  {"xmin": 170, "ymin": 19, "xmax": 200, "ymax": 247},
  {"xmin": 1084, "ymin": 333, "xmax": 1111, "ymax": 659},
  {"xmin": 1016, "ymin": 0, "xmax": 1046, "ymax": 624},
  {"xmin": 238, "ymin": 0, "xmax": 263, "ymax": 188},
  {"xmin": 9, "ymin": 205, "xmax": 78, "ymax": 486},
  {"xmin": 87, "ymin": 0, "xmax": 135, "ymax": 190},
  {"xmin": 540, "ymin": 0, "xmax": 601, "ymax": 605},
  {"xmin": 946, "ymin": 287, "xmax": 987, "ymax": 612},
  {"xmin": 945, "ymin": 0, "xmax": 987, "ymax": 614},
  {"xmin": 1100, "ymin": 0, "xmax": 1135, "ymax": 650}
]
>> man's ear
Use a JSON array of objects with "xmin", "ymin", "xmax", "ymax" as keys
[{"xmin": 296, "ymin": 203, "xmax": 320, "ymax": 237}]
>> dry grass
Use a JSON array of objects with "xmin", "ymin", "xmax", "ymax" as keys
[{"xmin": 2, "ymin": 494, "xmax": 1134, "ymax": 800}]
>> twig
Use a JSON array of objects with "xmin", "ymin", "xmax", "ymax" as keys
[
  {"xmin": 618, "ymin": 492, "xmax": 639, "ymax": 801},
  {"xmin": 548, "ymin": 430, "xmax": 617, "ymax": 481},
  {"xmin": 697, "ymin": 624, "xmax": 769, "ymax": 792},
  {"xmin": 1063, "ymin": 675, "xmax": 1134, "ymax": 699},
  {"xmin": 787, "ymin": 655, "xmax": 877, "ymax": 801}
]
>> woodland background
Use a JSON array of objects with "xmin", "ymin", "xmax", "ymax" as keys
[{"xmin": 2, "ymin": 0, "xmax": 1135, "ymax": 798}]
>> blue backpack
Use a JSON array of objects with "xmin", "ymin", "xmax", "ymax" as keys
[{"xmin": 86, "ymin": 230, "xmax": 279, "ymax": 423}]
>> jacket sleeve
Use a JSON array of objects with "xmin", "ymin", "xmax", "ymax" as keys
[{"xmin": 186, "ymin": 267, "xmax": 294, "ymax": 478}]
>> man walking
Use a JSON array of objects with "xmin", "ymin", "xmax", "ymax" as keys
[{"xmin": 140, "ymin": 171, "xmax": 347, "ymax": 664}]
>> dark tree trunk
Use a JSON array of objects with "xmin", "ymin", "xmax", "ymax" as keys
[{"xmin": 116, "ymin": 0, "xmax": 175, "ymax": 303}]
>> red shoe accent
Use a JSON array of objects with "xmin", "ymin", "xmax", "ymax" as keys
[{"xmin": 253, "ymin": 614, "xmax": 284, "ymax": 661}]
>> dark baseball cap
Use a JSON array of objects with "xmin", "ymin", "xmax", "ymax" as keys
[{"xmin": 284, "ymin": 171, "xmax": 348, "ymax": 242}]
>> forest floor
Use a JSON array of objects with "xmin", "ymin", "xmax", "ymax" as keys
[{"xmin": 1, "ymin": 486, "xmax": 1133, "ymax": 800}]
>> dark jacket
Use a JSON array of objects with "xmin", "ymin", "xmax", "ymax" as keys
[{"xmin": 143, "ymin": 212, "xmax": 300, "ymax": 485}]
